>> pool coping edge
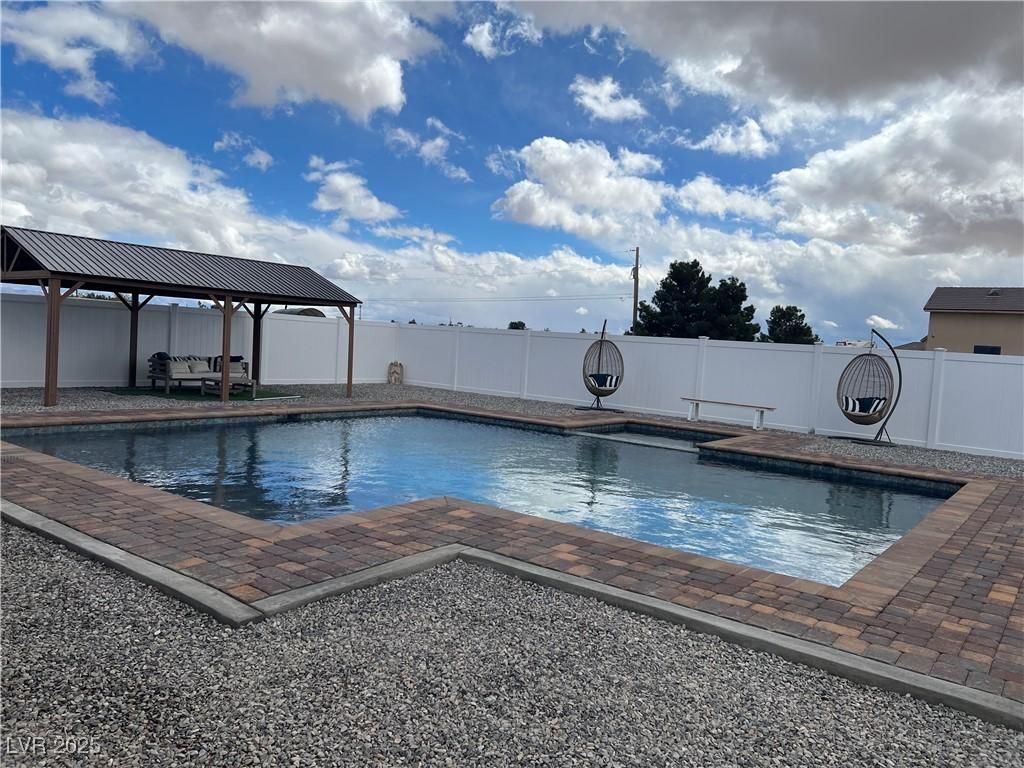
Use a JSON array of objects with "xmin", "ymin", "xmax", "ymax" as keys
[
  {"xmin": 1, "ymin": 500, "xmax": 262, "ymax": 628},
  {"xmin": 2, "ymin": 500, "xmax": 1019, "ymax": 732}
]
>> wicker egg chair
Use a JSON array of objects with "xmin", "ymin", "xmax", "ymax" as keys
[
  {"xmin": 836, "ymin": 329, "xmax": 903, "ymax": 442},
  {"xmin": 577, "ymin": 320, "xmax": 624, "ymax": 411}
]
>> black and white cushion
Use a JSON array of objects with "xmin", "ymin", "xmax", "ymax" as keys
[
  {"xmin": 588, "ymin": 373, "xmax": 620, "ymax": 390},
  {"xmin": 843, "ymin": 396, "xmax": 886, "ymax": 414}
]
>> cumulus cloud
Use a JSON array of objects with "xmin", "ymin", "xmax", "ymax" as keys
[
  {"xmin": 493, "ymin": 137, "xmax": 775, "ymax": 240},
  {"xmin": 213, "ymin": 132, "xmax": 274, "ymax": 171},
  {"xmin": 1, "ymin": 3, "xmax": 149, "ymax": 104},
  {"xmin": 113, "ymin": 2, "xmax": 440, "ymax": 121},
  {"xmin": 575, "ymin": 306, "xmax": 589, "ymax": 316},
  {"xmin": 304, "ymin": 156, "xmax": 400, "ymax": 228},
  {"xmin": 772, "ymin": 89, "xmax": 1023, "ymax": 256},
  {"xmin": 569, "ymin": 75, "xmax": 647, "ymax": 121},
  {"xmin": 387, "ymin": 118, "xmax": 471, "ymax": 182},
  {"xmin": 866, "ymin": 315, "xmax": 899, "ymax": 330},
  {"xmin": 683, "ymin": 118, "xmax": 778, "ymax": 158},
  {"xmin": 676, "ymin": 175, "xmax": 776, "ymax": 221}
]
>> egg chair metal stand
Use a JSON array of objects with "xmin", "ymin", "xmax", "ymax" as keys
[
  {"xmin": 576, "ymin": 320, "xmax": 625, "ymax": 412},
  {"xmin": 836, "ymin": 329, "xmax": 903, "ymax": 443}
]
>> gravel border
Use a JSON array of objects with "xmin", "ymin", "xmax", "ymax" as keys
[
  {"xmin": 3, "ymin": 522, "xmax": 1021, "ymax": 767},
  {"xmin": 3, "ymin": 384, "xmax": 1021, "ymax": 479}
]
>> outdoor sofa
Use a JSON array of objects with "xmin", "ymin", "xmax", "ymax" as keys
[{"xmin": 148, "ymin": 353, "xmax": 251, "ymax": 394}]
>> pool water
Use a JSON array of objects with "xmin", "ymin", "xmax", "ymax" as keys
[{"xmin": 10, "ymin": 416, "xmax": 945, "ymax": 585}]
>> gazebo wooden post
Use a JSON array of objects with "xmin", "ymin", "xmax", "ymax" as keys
[
  {"xmin": 127, "ymin": 293, "xmax": 139, "ymax": 388},
  {"xmin": 43, "ymin": 277, "xmax": 61, "ymax": 406},
  {"xmin": 252, "ymin": 301, "xmax": 263, "ymax": 384},
  {"xmin": 220, "ymin": 294, "xmax": 233, "ymax": 402},
  {"xmin": 343, "ymin": 304, "xmax": 355, "ymax": 398}
]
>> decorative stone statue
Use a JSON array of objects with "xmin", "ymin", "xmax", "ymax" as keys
[{"xmin": 387, "ymin": 361, "xmax": 404, "ymax": 385}]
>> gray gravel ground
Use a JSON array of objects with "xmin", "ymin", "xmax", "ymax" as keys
[
  {"xmin": 3, "ymin": 523, "xmax": 1021, "ymax": 768},
  {"xmin": 796, "ymin": 434, "xmax": 1023, "ymax": 480},
  {"xmin": 3, "ymin": 384, "xmax": 1021, "ymax": 479}
]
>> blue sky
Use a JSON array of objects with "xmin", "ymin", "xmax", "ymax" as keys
[{"xmin": 2, "ymin": 2, "xmax": 1021, "ymax": 341}]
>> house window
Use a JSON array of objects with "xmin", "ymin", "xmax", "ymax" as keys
[{"xmin": 973, "ymin": 345, "xmax": 1001, "ymax": 355}]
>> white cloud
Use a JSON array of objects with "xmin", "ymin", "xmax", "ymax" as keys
[
  {"xmin": 484, "ymin": 147, "xmax": 522, "ymax": 178},
  {"xmin": 387, "ymin": 119, "xmax": 472, "ymax": 182},
  {"xmin": 115, "ymin": 2, "xmax": 440, "ymax": 121},
  {"xmin": 493, "ymin": 138, "xmax": 773, "ymax": 239},
  {"xmin": 1, "ymin": 3, "xmax": 149, "ymax": 104},
  {"xmin": 464, "ymin": 21, "xmax": 499, "ymax": 59},
  {"xmin": 684, "ymin": 118, "xmax": 778, "ymax": 158},
  {"xmin": 772, "ymin": 89, "xmax": 1023, "ymax": 256},
  {"xmin": 617, "ymin": 148, "xmax": 662, "ymax": 176},
  {"xmin": 304, "ymin": 157, "xmax": 400, "ymax": 227},
  {"xmin": 575, "ymin": 306, "xmax": 589, "ymax": 316},
  {"xmin": 243, "ymin": 148, "xmax": 274, "ymax": 172},
  {"xmin": 822, "ymin": 320, "xmax": 839, "ymax": 329},
  {"xmin": 676, "ymin": 175, "xmax": 776, "ymax": 221},
  {"xmin": 866, "ymin": 315, "xmax": 899, "ymax": 330},
  {"xmin": 569, "ymin": 75, "xmax": 647, "ymax": 122},
  {"xmin": 213, "ymin": 132, "xmax": 274, "ymax": 172},
  {"xmin": 463, "ymin": 13, "xmax": 541, "ymax": 59}
]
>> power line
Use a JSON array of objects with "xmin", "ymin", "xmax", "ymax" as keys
[{"xmin": 363, "ymin": 293, "xmax": 630, "ymax": 304}]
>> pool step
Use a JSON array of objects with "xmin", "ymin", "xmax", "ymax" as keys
[{"xmin": 571, "ymin": 431, "xmax": 699, "ymax": 453}]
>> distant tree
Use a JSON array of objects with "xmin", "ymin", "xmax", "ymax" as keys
[
  {"xmin": 76, "ymin": 291, "xmax": 117, "ymax": 301},
  {"xmin": 759, "ymin": 305, "xmax": 821, "ymax": 344},
  {"xmin": 634, "ymin": 260, "xmax": 759, "ymax": 341},
  {"xmin": 507, "ymin": 320, "xmax": 527, "ymax": 330},
  {"xmin": 408, "ymin": 319, "xmax": 417, "ymax": 324}
]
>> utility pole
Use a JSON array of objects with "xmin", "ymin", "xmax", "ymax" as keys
[{"xmin": 630, "ymin": 246, "xmax": 640, "ymax": 332}]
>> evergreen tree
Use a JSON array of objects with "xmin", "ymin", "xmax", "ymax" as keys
[
  {"xmin": 759, "ymin": 305, "xmax": 820, "ymax": 344},
  {"xmin": 634, "ymin": 260, "xmax": 759, "ymax": 341}
]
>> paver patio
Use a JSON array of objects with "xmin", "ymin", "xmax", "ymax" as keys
[{"xmin": 1, "ymin": 400, "xmax": 1021, "ymax": 707}]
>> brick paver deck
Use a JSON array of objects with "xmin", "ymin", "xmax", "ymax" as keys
[{"xmin": 2, "ymin": 401, "xmax": 1021, "ymax": 704}]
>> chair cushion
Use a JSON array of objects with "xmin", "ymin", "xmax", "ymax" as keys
[
  {"xmin": 858, "ymin": 396, "xmax": 887, "ymax": 415},
  {"xmin": 843, "ymin": 396, "xmax": 886, "ymax": 414},
  {"xmin": 188, "ymin": 360, "xmax": 211, "ymax": 373},
  {"xmin": 167, "ymin": 361, "xmax": 191, "ymax": 376},
  {"xmin": 588, "ymin": 373, "xmax": 619, "ymax": 390}
]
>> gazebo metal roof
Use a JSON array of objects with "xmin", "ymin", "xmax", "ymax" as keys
[{"xmin": 1, "ymin": 226, "xmax": 359, "ymax": 307}]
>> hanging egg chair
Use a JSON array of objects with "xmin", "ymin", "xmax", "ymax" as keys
[
  {"xmin": 836, "ymin": 329, "xmax": 903, "ymax": 442},
  {"xmin": 577, "ymin": 319, "xmax": 624, "ymax": 411}
]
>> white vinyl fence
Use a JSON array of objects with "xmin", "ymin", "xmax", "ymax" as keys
[{"xmin": 2, "ymin": 292, "xmax": 1022, "ymax": 459}]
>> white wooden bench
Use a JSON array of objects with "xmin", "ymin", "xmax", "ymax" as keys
[{"xmin": 680, "ymin": 397, "xmax": 776, "ymax": 430}]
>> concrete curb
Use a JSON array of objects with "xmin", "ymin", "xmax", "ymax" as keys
[
  {"xmin": 0, "ymin": 500, "xmax": 263, "ymax": 628},
  {"xmin": 251, "ymin": 544, "xmax": 468, "ymax": 616},
  {"xmin": 457, "ymin": 548, "xmax": 1024, "ymax": 731},
  {"xmin": 2, "ymin": 505, "xmax": 1019, "ymax": 731}
]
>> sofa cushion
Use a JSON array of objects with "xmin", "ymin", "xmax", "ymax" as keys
[
  {"xmin": 188, "ymin": 360, "xmax": 211, "ymax": 373},
  {"xmin": 167, "ymin": 361, "xmax": 191, "ymax": 376}
]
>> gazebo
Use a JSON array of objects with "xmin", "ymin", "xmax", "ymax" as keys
[{"xmin": 0, "ymin": 226, "xmax": 361, "ymax": 406}]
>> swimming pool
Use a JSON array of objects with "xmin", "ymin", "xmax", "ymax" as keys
[{"xmin": 8, "ymin": 415, "xmax": 946, "ymax": 585}]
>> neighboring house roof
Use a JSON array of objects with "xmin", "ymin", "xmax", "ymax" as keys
[
  {"xmin": 896, "ymin": 336, "xmax": 927, "ymax": 351},
  {"xmin": 924, "ymin": 287, "xmax": 1024, "ymax": 314},
  {"xmin": 1, "ymin": 225, "xmax": 359, "ymax": 306}
]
